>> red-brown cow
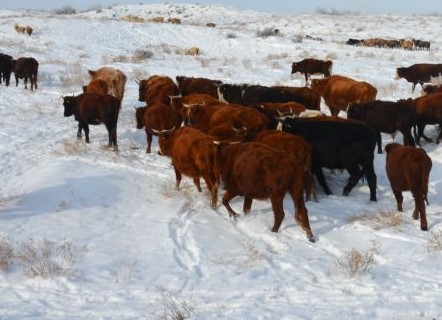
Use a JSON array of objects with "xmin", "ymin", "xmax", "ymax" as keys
[
  {"xmin": 62, "ymin": 93, "xmax": 121, "ymax": 150},
  {"xmin": 311, "ymin": 75, "xmax": 377, "ymax": 116},
  {"xmin": 176, "ymin": 75, "xmax": 222, "ymax": 98},
  {"xmin": 399, "ymin": 93, "xmax": 442, "ymax": 144},
  {"xmin": 291, "ymin": 58, "xmax": 333, "ymax": 85},
  {"xmin": 157, "ymin": 126, "xmax": 219, "ymax": 209},
  {"xmin": 215, "ymin": 141, "xmax": 315, "ymax": 241},
  {"xmin": 82, "ymin": 79, "xmax": 109, "ymax": 95},
  {"xmin": 396, "ymin": 63, "xmax": 442, "ymax": 92},
  {"xmin": 250, "ymin": 130, "xmax": 315, "ymax": 201},
  {"xmin": 135, "ymin": 103, "xmax": 183, "ymax": 153},
  {"xmin": 138, "ymin": 75, "xmax": 180, "ymax": 105},
  {"xmin": 87, "ymin": 67, "xmax": 127, "ymax": 102},
  {"xmin": 385, "ymin": 143, "xmax": 432, "ymax": 231}
]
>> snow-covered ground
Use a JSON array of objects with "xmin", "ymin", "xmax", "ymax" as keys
[{"xmin": 0, "ymin": 4, "xmax": 441, "ymax": 319}]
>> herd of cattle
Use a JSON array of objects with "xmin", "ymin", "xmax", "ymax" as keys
[
  {"xmin": 1, "ymin": 52, "xmax": 441, "ymax": 241},
  {"xmin": 346, "ymin": 37, "xmax": 431, "ymax": 50},
  {"xmin": 0, "ymin": 53, "xmax": 39, "ymax": 90}
]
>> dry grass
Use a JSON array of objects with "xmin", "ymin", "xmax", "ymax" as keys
[
  {"xmin": 0, "ymin": 235, "xmax": 14, "ymax": 271},
  {"xmin": 121, "ymin": 15, "xmax": 146, "ymax": 23},
  {"xmin": 347, "ymin": 210, "xmax": 405, "ymax": 230},
  {"xmin": 332, "ymin": 239, "xmax": 380, "ymax": 277},
  {"xmin": 156, "ymin": 289, "xmax": 196, "ymax": 320},
  {"xmin": 54, "ymin": 140, "xmax": 89, "ymax": 156},
  {"xmin": 427, "ymin": 229, "xmax": 442, "ymax": 253},
  {"xmin": 59, "ymin": 63, "xmax": 86, "ymax": 89},
  {"xmin": 16, "ymin": 238, "xmax": 76, "ymax": 278}
]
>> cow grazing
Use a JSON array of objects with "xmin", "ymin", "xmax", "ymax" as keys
[
  {"xmin": 310, "ymin": 75, "xmax": 377, "ymax": 116},
  {"xmin": 157, "ymin": 126, "xmax": 219, "ymax": 208},
  {"xmin": 87, "ymin": 67, "xmax": 127, "ymax": 102},
  {"xmin": 176, "ymin": 76, "xmax": 222, "ymax": 98},
  {"xmin": 14, "ymin": 23, "xmax": 26, "ymax": 34},
  {"xmin": 82, "ymin": 79, "xmax": 109, "ymax": 95},
  {"xmin": 135, "ymin": 103, "xmax": 183, "ymax": 153},
  {"xmin": 215, "ymin": 141, "xmax": 315, "ymax": 241},
  {"xmin": 168, "ymin": 18, "xmax": 181, "ymax": 24},
  {"xmin": 218, "ymin": 83, "xmax": 321, "ymax": 110},
  {"xmin": 138, "ymin": 75, "xmax": 179, "ymax": 105},
  {"xmin": 396, "ymin": 63, "xmax": 442, "ymax": 92},
  {"xmin": 25, "ymin": 26, "xmax": 33, "ymax": 36},
  {"xmin": 385, "ymin": 143, "xmax": 432, "ymax": 231},
  {"xmin": 291, "ymin": 58, "xmax": 333, "ymax": 85},
  {"xmin": 280, "ymin": 116, "xmax": 377, "ymax": 201},
  {"xmin": 12, "ymin": 57, "xmax": 38, "ymax": 90},
  {"xmin": 186, "ymin": 47, "xmax": 200, "ymax": 56},
  {"xmin": 62, "ymin": 93, "xmax": 121, "ymax": 150},
  {"xmin": 347, "ymin": 100, "xmax": 417, "ymax": 153},
  {"xmin": 399, "ymin": 93, "xmax": 442, "ymax": 144},
  {"xmin": 151, "ymin": 16, "xmax": 164, "ymax": 23},
  {"xmin": 0, "ymin": 53, "xmax": 13, "ymax": 86}
]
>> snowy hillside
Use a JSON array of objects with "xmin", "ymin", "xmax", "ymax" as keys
[{"xmin": 0, "ymin": 3, "xmax": 441, "ymax": 319}]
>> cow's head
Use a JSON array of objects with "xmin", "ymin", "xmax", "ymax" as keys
[
  {"xmin": 138, "ymin": 80, "xmax": 148, "ymax": 102},
  {"xmin": 62, "ymin": 95, "xmax": 76, "ymax": 117},
  {"xmin": 384, "ymin": 142, "xmax": 401, "ymax": 154},
  {"xmin": 135, "ymin": 106, "xmax": 147, "ymax": 129},
  {"xmin": 291, "ymin": 62, "xmax": 300, "ymax": 74}
]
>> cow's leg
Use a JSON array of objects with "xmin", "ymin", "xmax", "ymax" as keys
[
  {"xmin": 362, "ymin": 159, "xmax": 377, "ymax": 201},
  {"xmin": 393, "ymin": 190, "xmax": 403, "ymax": 212},
  {"xmin": 24, "ymin": 77, "xmax": 28, "ymax": 89},
  {"xmin": 289, "ymin": 173, "xmax": 315, "ymax": 242},
  {"xmin": 436, "ymin": 125, "xmax": 442, "ymax": 144},
  {"xmin": 203, "ymin": 174, "xmax": 218, "ymax": 209},
  {"xmin": 145, "ymin": 129, "xmax": 152, "ymax": 153},
  {"xmin": 376, "ymin": 132, "xmax": 383, "ymax": 154},
  {"xmin": 77, "ymin": 122, "xmax": 82, "ymax": 138},
  {"xmin": 412, "ymin": 190, "xmax": 428, "ymax": 231},
  {"xmin": 312, "ymin": 162, "xmax": 332, "ymax": 195},
  {"xmin": 243, "ymin": 196, "xmax": 253, "ymax": 214},
  {"xmin": 83, "ymin": 124, "xmax": 90, "ymax": 143},
  {"xmin": 269, "ymin": 194, "xmax": 285, "ymax": 232},
  {"xmin": 15, "ymin": 75, "xmax": 18, "ymax": 87},
  {"xmin": 222, "ymin": 190, "xmax": 239, "ymax": 218},
  {"xmin": 418, "ymin": 123, "xmax": 432, "ymax": 142},
  {"xmin": 402, "ymin": 128, "xmax": 416, "ymax": 147},
  {"xmin": 192, "ymin": 178, "xmax": 202, "ymax": 192},
  {"xmin": 343, "ymin": 162, "xmax": 363, "ymax": 196},
  {"xmin": 112, "ymin": 127, "xmax": 118, "ymax": 151},
  {"xmin": 173, "ymin": 166, "xmax": 182, "ymax": 190},
  {"xmin": 304, "ymin": 73, "xmax": 309, "ymax": 86}
]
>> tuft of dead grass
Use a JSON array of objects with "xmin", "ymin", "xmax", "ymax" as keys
[
  {"xmin": 121, "ymin": 15, "xmax": 145, "ymax": 23},
  {"xmin": 332, "ymin": 239, "xmax": 380, "ymax": 277},
  {"xmin": 347, "ymin": 210, "xmax": 405, "ymax": 230},
  {"xmin": 16, "ymin": 238, "xmax": 76, "ymax": 278},
  {"xmin": 156, "ymin": 289, "xmax": 196, "ymax": 320},
  {"xmin": 427, "ymin": 229, "xmax": 442, "ymax": 253},
  {"xmin": 0, "ymin": 234, "xmax": 14, "ymax": 271}
]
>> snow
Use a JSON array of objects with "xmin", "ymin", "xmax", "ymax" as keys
[{"xmin": 1, "ymin": 3, "xmax": 442, "ymax": 319}]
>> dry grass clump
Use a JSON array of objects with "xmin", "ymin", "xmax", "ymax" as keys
[
  {"xmin": 427, "ymin": 229, "xmax": 442, "ymax": 253},
  {"xmin": 0, "ymin": 235, "xmax": 14, "ymax": 271},
  {"xmin": 156, "ymin": 289, "xmax": 196, "ymax": 320},
  {"xmin": 226, "ymin": 32, "xmax": 237, "ymax": 39},
  {"xmin": 53, "ymin": 5, "xmax": 77, "ymax": 15},
  {"xmin": 54, "ymin": 140, "xmax": 89, "ymax": 156},
  {"xmin": 332, "ymin": 239, "xmax": 380, "ymax": 277},
  {"xmin": 16, "ymin": 238, "xmax": 76, "ymax": 278},
  {"xmin": 59, "ymin": 63, "xmax": 85, "ymax": 89},
  {"xmin": 347, "ymin": 210, "xmax": 405, "ymax": 230}
]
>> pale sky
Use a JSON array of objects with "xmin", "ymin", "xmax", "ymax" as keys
[{"xmin": 0, "ymin": 0, "xmax": 440, "ymax": 15}]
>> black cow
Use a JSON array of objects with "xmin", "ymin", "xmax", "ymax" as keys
[
  {"xmin": 396, "ymin": 63, "xmax": 442, "ymax": 92},
  {"xmin": 280, "ymin": 117, "xmax": 377, "ymax": 201},
  {"xmin": 62, "ymin": 93, "xmax": 121, "ymax": 150},
  {"xmin": 346, "ymin": 38, "xmax": 362, "ymax": 46},
  {"xmin": 12, "ymin": 57, "xmax": 39, "ymax": 90},
  {"xmin": 347, "ymin": 100, "xmax": 417, "ymax": 154},
  {"xmin": 218, "ymin": 83, "xmax": 321, "ymax": 110},
  {"xmin": 291, "ymin": 58, "xmax": 332, "ymax": 85},
  {"xmin": 0, "ymin": 53, "xmax": 13, "ymax": 86}
]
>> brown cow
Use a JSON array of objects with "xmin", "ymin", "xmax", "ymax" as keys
[
  {"xmin": 157, "ymin": 126, "xmax": 219, "ymax": 208},
  {"xmin": 176, "ymin": 76, "xmax": 222, "ymax": 98},
  {"xmin": 291, "ymin": 58, "xmax": 332, "ymax": 85},
  {"xmin": 385, "ymin": 143, "xmax": 432, "ymax": 231},
  {"xmin": 310, "ymin": 75, "xmax": 377, "ymax": 116},
  {"xmin": 186, "ymin": 47, "xmax": 200, "ymax": 56},
  {"xmin": 25, "ymin": 26, "xmax": 33, "ymax": 36},
  {"xmin": 250, "ymin": 130, "xmax": 315, "ymax": 201},
  {"xmin": 82, "ymin": 79, "xmax": 109, "ymax": 95},
  {"xmin": 62, "ymin": 93, "xmax": 121, "ymax": 150},
  {"xmin": 422, "ymin": 84, "xmax": 442, "ymax": 95},
  {"xmin": 168, "ymin": 18, "xmax": 181, "ymax": 24},
  {"xmin": 215, "ymin": 141, "xmax": 315, "ymax": 241},
  {"xmin": 399, "ymin": 93, "xmax": 442, "ymax": 144},
  {"xmin": 12, "ymin": 57, "xmax": 39, "ymax": 90},
  {"xmin": 396, "ymin": 63, "xmax": 442, "ymax": 92},
  {"xmin": 87, "ymin": 67, "xmax": 127, "ymax": 102},
  {"xmin": 135, "ymin": 103, "xmax": 183, "ymax": 153},
  {"xmin": 138, "ymin": 75, "xmax": 179, "ymax": 105},
  {"xmin": 347, "ymin": 100, "xmax": 417, "ymax": 153}
]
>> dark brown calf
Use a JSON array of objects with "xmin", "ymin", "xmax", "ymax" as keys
[
  {"xmin": 62, "ymin": 93, "xmax": 121, "ymax": 150},
  {"xmin": 385, "ymin": 143, "xmax": 432, "ymax": 231},
  {"xmin": 291, "ymin": 58, "xmax": 333, "ymax": 85}
]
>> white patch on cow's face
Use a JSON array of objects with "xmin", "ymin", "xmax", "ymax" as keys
[
  {"xmin": 276, "ymin": 122, "xmax": 282, "ymax": 131},
  {"xmin": 217, "ymin": 86, "xmax": 228, "ymax": 103}
]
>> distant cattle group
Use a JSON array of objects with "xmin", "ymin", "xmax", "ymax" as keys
[
  {"xmin": 346, "ymin": 37, "xmax": 430, "ymax": 50},
  {"xmin": 0, "ymin": 53, "xmax": 39, "ymax": 90}
]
